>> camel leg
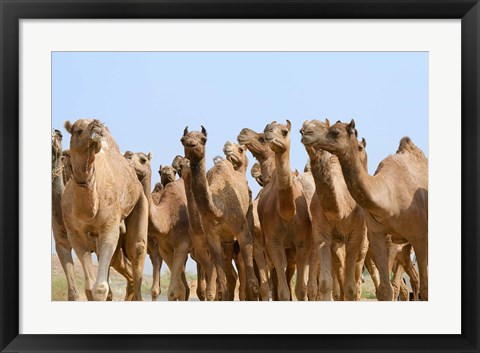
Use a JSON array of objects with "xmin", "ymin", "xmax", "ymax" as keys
[
  {"xmin": 344, "ymin": 232, "xmax": 365, "ymax": 301},
  {"xmin": 391, "ymin": 261, "xmax": 404, "ymax": 301},
  {"xmin": 331, "ymin": 269, "xmax": 342, "ymax": 301},
  {"xmin": 110, "ymin": 243, "xmax": 134, "ymax": 301},
  {"xmin": 234, "ymin": 245, "xmax": 247, "ymax": 301},
  {"xmin": 331, "ymin": 243, "xmax": 345, "ymax": 301},
  {"xmin": 190, "ymin": 233, "xmax": 216, "ymax": 301},
  {"xmin": 53, "ymin": 225, "xmax": 79, "ymax": 301},
  {"xmin": 124, "ymin": 196, "xmax": 148, "ymax": 301},
  {"xmin": 196, "ymin": 262, "xmax": 206, "ymax": 301},
  {"xmin": 285, "ymin": 248, "xmax": 296, "ymax": 300},
  {"xmin": 265, "ymin": 238, "xmax": 290, "ymax": 301},
  {"xmin": 181, "ymin": 270, "xmax": 190, "ymax": 301},
  {"xmin": 236, "ymin": 227, "xmax": 260, "ymax": 301},
  {"xmin": 147, "ymin": 236, "xmax": 162, "ymax": 301},
  {"xmin": 253, "ymin": 234, "xmax": 270, "ymax": 301},
  {"xmin": 270, "ymin": 266, "xmax": 279, "ymax": 301},
  {"xmin": 399, "ymin": 279, "xmax": 410, "ymax": 301},
  {"xmin": 307, "ymin": 239, "xmax": 321, "ymax": 301},
  {"xmin": 364, "ymin": 249, "xmax": 380, "ymax": 292},
  {"xmin": 68, "ymin": 231, "xmax": 96, "ymax": 300},
  {"xmin": 413, "ymin": 241, "xmax": 428, "ymax": 300},
  {"xmin": 355, "ymin": 236, "xmax": 369, "ymax": 300},
  {"xmin": 368, "ymin": 232, "xmax": 394, "ymax": 301},
  {"xmin": 317, "ymin": 235, "xmax": 334, "ymax": 301},
  {"xmin": 93, "ymin": 227, "xmax": 120, "ymax": 301},
  {"xmin": 223, "ymin": 242, "xmax": 238, "ymax": 301},
  {"xmin": 207, "ymin": 236, "xmax": 229, "ymax": 301},
  {"xmin": 294, "ymin": 242, "xmax": 309, "ymax": 301},
  {"xmin": 398, "ymin": 244, "xmax": 420, "ymax": 301},
  {"xmin": 169, "ymin": 242, "xmax": 190, "ymax": 301}
]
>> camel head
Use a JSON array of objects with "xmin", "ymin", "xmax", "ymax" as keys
[
  {"xmin": 223, "ymin": 141, "xmax": 248, "ymax": 171},
  {"xmin": 124, "ymin": 151, "xmax": 152, "ymax": 181},
  {"xmin": 171, "ymin": 155, "xmax": 184, "ymax": 178},
  {"xmin": 60, "ymin": 150, "xmax": 72, "ymax": 182},
  {"xmin": 263, "ymin": 120, "xmax": 292, "ymax": 154},
  {"xmin": 299, "ymin": 119, "xmax": 331, "ymax": 148},
  {"xmin": 237, "ymin": 128, "xmax": 273, "ymax": 162},
  {"xmin": 358, "ymin": 137, "xmax": 368, "ymax": 172},
  {"xmin": 177, "ymin": 157, "xmax": 191, "ymax": 178},
  {"xmin": 64, "ymin": 119, "xmax": 107, "ymax": 158},
  {"xmin": 181, "ymin": 126, "xmax": 207, "ymax": 162},
  {"xmin": 159, "ymin": 165, "xmax": 177, "ymax": 186},
  {"xmin": 152, "ymin": 182, "xmax": 163, "ymax": 194},
  {"xmin": 52, "ymin": 129, "xmax": 63, "ymax": 162},
  {"xmin": 301, "ymin": 118, "xmax": 359, "ymax": 157},
  {"xmin": 250, "ymin": 162, "xmax": 265, "ymax": 187}
]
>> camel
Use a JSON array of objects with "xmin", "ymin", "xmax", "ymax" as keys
[
  {"xmin": 237, "ymin": 127, "xmax": 297, "ymax": 300},
  {"xmin": 300, "ymin": 119, "xmax": 368, "ymax": 300},
  {"xmin": 223, "ymin": 141, "xmax": 270, "ymax": 301},
  {"xmin": 306, "ymin": 119, "xmax": 428, "ymax": 301},
  {"xmin": 124, "ymin": 151, "xmax": 191, "ymax": 301},
  {"xmin": 62, "ymin": 119, "xmax": 147, "ymax": 301},
  {"xmin": 251, "ymin": 162, "xmax": 265, "ymax": 187},
  {"xmin": 177, "ymin": 157, "xmax": 216, "ymax": 301},
  {"xmin": 52, "ymin": 130, "xmax": 79, "ymax": 301},
  {"xmin": 181, "ymin": 126, "xmax": 259, "ymax": 300},
  {"xmin": 159, "ymin": 165, "xmax": 177, "ymax": 187},
  {"xmin": 256, "ymin": 120, "xmax": 312, "ymax": 301}
]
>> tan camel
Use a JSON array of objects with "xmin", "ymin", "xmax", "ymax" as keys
[
  {"xmin": 52, "ymin": 130, "xmax": 79, "ymax": 301},
  {"xmin": 251, "ymin": 162, "xmax": 265, "ymax": 187},
  {"xmin": 159, "ymin": 165, "xmax": 177, "ymax": 187},
  {"xmin": 308, "ymin": 119, "xmax": 428, "ymax": 300},
  {"xmin": 181, "ymin": 126, "xmax": 259, "ymax": 300},
  {"xmin": 223, "ymin": 141, "xmax": 270, "ymax": 301},
  {"xmin": 300, "ymin": 119, "xmax": 368, "ymax": 301},
  {"xmin": 257, "ymin": 120, "xmax": 312, "ymax": 301},
  {"xmin": 124, "ymin": 151, "xmax": 191, "ymax": 301},
  {"xmin": 237, "ymin": 127, "xmax": 297, "ymax": 300},
  {"xmin": 62, "ymin": 119, "xmax": 147, "ymax": 301},
  {"xmin": 60, "ymin": 145, "xmax": 137, "ymax": 301},
  {"xmin": 177, "ymin": 157, "xmax": 216, "ymax": 301}
]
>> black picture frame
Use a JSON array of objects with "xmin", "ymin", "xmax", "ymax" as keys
[{"xmin": 1, "ymin": 1, "xmax": 478, "ymax": 352}]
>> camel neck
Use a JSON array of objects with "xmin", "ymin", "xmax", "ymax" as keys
[
  {"xmin": 273, "ymin": 148, "xmax": 296, "ymax": 221},
  {"xmin": 337, "ymin": 147, "xmax": 379, "ymax": 212},
  {"xmin": 52, "ymin": 156, "xmax": 64, "ymax": 204},
  {"xmin": 140, "ymin": 168, "xmax": 171, "ymax": 235},
  {"xmin": 310, "ymin": 154, "xmax": 354, "ymax": 217},
  {"xmin": 190, "ymin": 157, "xmax": 223, "ymax": 220},
  {"xmin": 260, "ymin": 155, "xmax": 275, "ymax": 183},
  {"xmin": 182, "ymin": 170, "xmax": 204, "ymax": 234},
  {"xmin": 70, "ymin": 151, "xmax": 98, "ymax": 219}
]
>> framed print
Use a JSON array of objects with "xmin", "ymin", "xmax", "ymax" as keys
[{"xmin": 1, "ymin": 0, "xmax": 479, "ymax": 352}]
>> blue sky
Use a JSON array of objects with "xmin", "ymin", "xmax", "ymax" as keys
[{"xmin": 52, "ymin": 51, "xmax": 428, "ymax": 273}]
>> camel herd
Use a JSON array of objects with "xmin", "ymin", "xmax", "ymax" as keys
[{"xmin": 51, "ymin": 117, "xmax": 428, "ymax": 301}]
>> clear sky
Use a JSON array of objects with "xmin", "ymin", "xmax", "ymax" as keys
[{"xmin": 52, "ymin": 51, "xmax": 428, "ymax": 273}]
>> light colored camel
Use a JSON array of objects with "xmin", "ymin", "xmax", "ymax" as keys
[
  {"xmin": 177, "ymin": 157, "xmax": 217, "ymax": 301},
  {"xmin": 62, "ymin": 119, "xmax": 148, "ymax": 301},
  {"xmin": 223, "ymin": 141, "xmax": 270, "ymax": 301},
  {"xmin": 309, "ymin": 119, "xmax": 428, "ymax": 300},
  {"xmin": 182, "ymin": 126, "xmax": 259, "ymax": 300},
  {"xmin": 237, "ymin": 127, "xmax": 297, "ymax": 300},
  {"xmin": 300, "ymin": 119, "xmax": 368, "ymax": 301},
  {"xmin": 159, "ymin": 164, "xmax": 177, "ymax": 187},
  {"xmin": 124, "ymin": 151, "xmax": 191, "ymax": 301},
  {"xmin": 52, "ymin": 130, "xmax": 79, "ymax": 301},
  {"xmin": 258, "ymin": 120, "xmax": 312, "ymax": 301}
]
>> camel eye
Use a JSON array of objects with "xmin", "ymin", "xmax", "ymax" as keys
[
  {"xmin": 282, "ymin": 129, "xmax": 289, "ymax": 137},
  {"xmin": 75, "ymin": 129, "xmax": 83, "ymax": 136},
  {"xmin": 140, "ymin": 158, "xmax": 147, "ymax": 164},
  {"xmin": 201, "ymin": 137, "xmax": 207, "ymax": 144},
  {"xmin": 258, "ymin": 136, "xmax": 265, "ymax": 143},
  {"xmin": 330, "ymin": 128, "xmax": 340, "ymax": 137}
]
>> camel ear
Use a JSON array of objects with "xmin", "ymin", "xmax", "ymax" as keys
[
  {"xmin": 124, "ymin": 151, "xmax": 134, "ymax": 158},
  {"xmin": 201, "ymin": 125, "xmax": 207, "ymax": 137},
  {"xmin": 347, "ymin": 119, "xmax": 356, "ymax": 135},
  {"xmin": 294, "ymin": 169, "xmax": 299, "ymax": 176},
  {"xmin": 158, "ymin": 164, "xmax": 163, "ymax": 172},
  {"xmin": 325, "ymin": 118, "xmax": 330, "ymax": 127},
  {"xmin": 361, "ymin": 138, "xmax": 367, "ymax": 148},
  {"xmin": 64, "ymin": 121, "xmax": 73, "ymax": 134},
  {"xmin": 286, "ymin": 120, "xmax": 291, "ymax": 131},
  {"xmin": 183, "ymin": 126, "xmax": 189, "ymax": 136},
  {"xmin": 147, "ymin": 152, "xmax": 152, "ymax": 161}
]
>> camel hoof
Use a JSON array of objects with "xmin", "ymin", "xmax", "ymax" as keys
[
  {"xmin": 85, "ymin": 289, "xmax": 94, "ymax": 301},
  {"xmin": 93, "ymin": 282, "xmax": 109, "ymax": 301}
]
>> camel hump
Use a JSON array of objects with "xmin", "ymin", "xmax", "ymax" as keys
[{"xmin": 397, "ymin": 136, "xmax": 417, "ymax": 153}]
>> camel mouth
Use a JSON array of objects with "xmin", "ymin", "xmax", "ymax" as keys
[
  {"xmin": 223, "ymin": 148, "xmax": 234, "ymax": 156},
  {"xmin": 268, "ymin": 138, "xmax": 284, "ymax": 149},
  {"xmin": 185, "ymin": 142, "xmax": 198, "ymax": 148}
]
